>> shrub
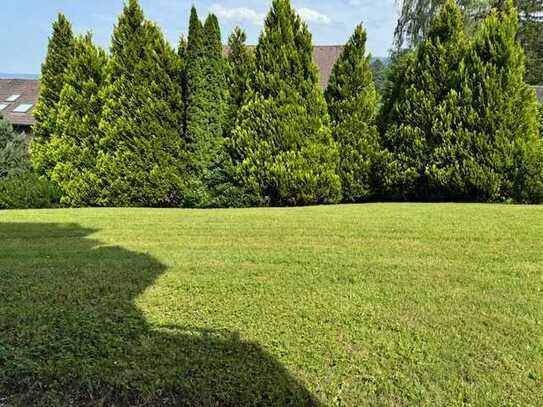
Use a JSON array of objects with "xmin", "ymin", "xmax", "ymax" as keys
[
  {"xmin": 0, "ymin": 117, "xmax": 30, "ymax": 178},
  {"xmin": 0, "ymin": 172, "xmax": 60, "ymax": 210}
]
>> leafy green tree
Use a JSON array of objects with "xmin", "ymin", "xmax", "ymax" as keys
[
  {"xmin": 382, "ymin": 0, "xmax": 468, "ymax": 199},
  {"xmin": 31, "ymin": 13, "xmax": 74, "ymax": 175},
  {"xmin": 325, "ymin": 24, "xmax": 383, "ymax": 202},
  {"xmin": 461, "ymin": 1, "xmax": 543, "ymax": 202},
  {"xmin": 0, "ymin": 116, "xmax": 29, "ymax": 178},
  {"xmin": 230, "ymin": 0, "xmax": 341, "ymax": 206},
  {"xmin": 97, "ymin": 0, "xmax": 185, "ymax": 207},
  {"xmin": 46, "ymin": 33, "xmax": 107, "ymax": 207}
]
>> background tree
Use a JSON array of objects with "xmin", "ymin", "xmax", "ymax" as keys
[
  {"xmin": 394, "ymin": 0, "xmax": 543, "ymax": 84},
  {"xmin": 31, "ymin": 13, "xmax": 74, "ymax": 176},
  {"xmin": 370, "ymin": 58, "xmax": 387, "ymax": 95},
  {"xmin": 325, "ymin": 24, "xmax": 383, "ymax": 202},
  {"xmin": 230, "ymin": 0, "xmax": 341, "ymax": 206},
  {"xmin": 97, "ymin": 0, "xmax": 185, "ymax": 207},
  {"xmin": 46, "ymin": 34, "xmax": 107, "ymax": 207}
]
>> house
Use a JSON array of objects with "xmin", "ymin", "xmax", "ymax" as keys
[{"xmin": 0, "ymin": 79, "xmax": 39, "ymax": 134}]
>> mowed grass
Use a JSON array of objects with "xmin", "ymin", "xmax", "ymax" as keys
[{"xmin": 0, "ymin": 204, "xmax": 542, "ymax": 406}]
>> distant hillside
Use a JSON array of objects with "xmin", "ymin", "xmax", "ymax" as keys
[{"xmin": 0, "ymin": 73, "xmax": 39, "ymax": 80}]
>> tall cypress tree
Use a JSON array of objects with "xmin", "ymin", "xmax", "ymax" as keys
[
  {"xmin": 325, "ymin": 24, "xmax": 383, "ymax": 202},
  {"xmin": 47, "ymin": 33, "xmax": 107, "ymax": 207},
  {"xmin": 177, "ymin": 35, "xmax": 188, "ymax": 138},
  {"xmin": 184, "ymin": 10, "xmax": 230, "ymax": 207},
  {"xmin": 32, "ymin": 13, "xmax": 74, "ymax": 176},
  {"xmin": 381, "ymin": 0, "xmax": 468, "ymax": 199},
  {"xmin": 227, "ymin": 27, "xmax": 255, "ymax": 123},
  {"xmin": 97, "ymin": 0, "xmax": 185, "ymax": 207},
  {"xmin": 230, "ymin": 0, "xmax": 341, "ymax": 206},
  {"xmin": 462, "ymin": 0, "xmax": 543, "ymax": 202}
]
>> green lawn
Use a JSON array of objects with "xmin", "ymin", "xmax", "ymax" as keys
[{"xmin": 1, "ymin": 204, "xmax": 542, "ymax": 406}]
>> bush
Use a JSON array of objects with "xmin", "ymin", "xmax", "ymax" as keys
[{"xmin": 0, "ymin": 172, "xmax": 60, "ymax": 209}]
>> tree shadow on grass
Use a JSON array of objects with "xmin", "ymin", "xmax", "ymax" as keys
[{"xmin": 0, "ymin": 223, "xmax": 320, "ymax": 406}]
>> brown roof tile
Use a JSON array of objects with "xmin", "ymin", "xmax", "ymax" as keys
[
  {"xmin": 224, "ymin": 45, "xmax": 344, "ymax": 89},
  {"xmin": 0, "ymin": 79, "xmax": 39, "ymax": 127}
]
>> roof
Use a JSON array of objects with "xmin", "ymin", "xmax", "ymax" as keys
[
  {"xmin": 312, "ymin": 46, "xmax": 344, "ymax": 89},
  {"xmin": 0, "ymin": 79, "xmax": 39, "ymax": 127},
  {"xmin": 224, "ymin": 45, "xmax": 344, "ymax": 89},
  {"xmin": 534, "ymin": 86, "xmax": 543, "ymax": 101}
]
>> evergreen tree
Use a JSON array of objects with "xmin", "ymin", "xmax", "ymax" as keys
[
  {"xmin": 47, "ymin": 33, "xmax": 107, "ymax": 207},
  {"xmin": 184, "ymin": 10, "xmax": 230, "ymax": 207},
  {"xmin": 177, "ymin": 35, "xmax": 188, "ymax": 137},
  {"xmin": 382, "ymin": 0, "xmax": 468, "ymax": 199},
  {"xmin": 461, "ymin": 0, "xmax": 543, "ymax": 201},
  {"xmin": 0, "ymin": 116, "xmax": 29, "ymax": 178},
  {"xmin": 230, "ymin": 0, "xmax": 341, "ymax": 206},
  {"xmin": 370, "ymin": 58, "xmax": 387, "ymax": 95},
  {"xmin": 325, "ymin": 24, "xmax": 383, "ymax": 202},
  {"xmin": 227, "ymin": 27, "xmax": 255, "ymax": 124},
  {"xmin": 97, "ymin": 0, "xmax": 185, "ymax": 207},
  {"xmin": 31, "ymin": 13, "xmax": 74, "ymax": 176}
]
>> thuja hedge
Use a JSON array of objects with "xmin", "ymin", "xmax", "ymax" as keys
[{"xmin": 29, "ymin": 0, "xmax": 543, "ymax": 208}]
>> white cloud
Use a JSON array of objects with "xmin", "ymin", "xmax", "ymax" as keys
[
  {"xmin": 297, "ymin": 8, "xmax": 332, "ymax": 25},
  {"xmin": 209, "ymin": 4, "xmax": 265, "ymax": 26}
]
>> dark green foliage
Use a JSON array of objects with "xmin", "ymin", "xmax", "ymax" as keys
[
  {"xmin": 97, "ymin": 0, "xmax": 185, "ymax": 207},
  {"xmin": 325, "ymin": 24, "xmax": 384, "ymax": 202},
  {"xmin": 461, "ymin": 1, "xmax": 543, "ymax": 202},
  {"xmin": 227, "ymin": 27, "xmax": 255, "ymax": 124},
  {"xmin": 370, "ymin": 58, "xmax": 387, "ymax": 95},
  {"xmin": 183, "ymin": 10, "xmax": 231, "ymax": 207},
  {"xmin": 0, "ymin": 172, "xmax": 60, "ymax": 209},
  {"xmin": 0, "ymin": 117, "xmax": 29, "ymax": 178},
  {"xmin": 382, "ymin": 0, "xmax": 468, "ymax": 199},
  {"xmin": 47, "ymin": 34, "xmax": 107, "ymax": 207},
  {"xmin": 382, "ymin": 0, "xmax": 543, "ymax": 202},
  {"xmin": 394, "ymin": 0, "xmax": 543, "ymax": 84},
  {"xmin": 32, "ymin": 13, "xmax": 74, "ymax": 176},
  {"xmin": 231, "ymin": 0, "xmax": 341, "ymax": 206}
]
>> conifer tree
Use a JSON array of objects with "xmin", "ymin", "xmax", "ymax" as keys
[
  {"xmin": 381, "ymin": 0, "xmax": 468, "ymax": 199},
  {"xmin": 97, "ymin": 0, "xmax": 185, "ymax": 207},
  {"xmin": 177, "ymin": 35, "xmax": 187, "ymax": 137},
  {"xmin": 184, "ymin": 10, "xmax": 230, "ymax": 207},
  {"xmin": 227, "ymin": 27, "xmax": 255, "ymax": 124},
  {"xmin": 325, "ymin": 24, "xmax": 383, "ymax": 202},
  {"xmin": 46, "ymin": 34, "xmax": 107, "ymax": 207},
  {"xmin": 230, "ymin": 0, "xmax": 341, "ymax": 206},
  {"xmin": 31, "ymin": 13, "xmax": 74, "ymax": 176},
  {"xmin": 461, "ymin": 0, "xmax": 543, "ymax": 201}
]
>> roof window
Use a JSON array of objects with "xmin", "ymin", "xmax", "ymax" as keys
[
  {"xmin": 5, "ymin": 95, "xmax": 20, "ymax": 102},
  {"xmin": 13, "ymin": 103, "xmax": 33, "ymax": 113}
]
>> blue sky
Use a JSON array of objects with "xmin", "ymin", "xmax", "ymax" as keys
[{"xmin": 0, "ymin": 0, "xmax": 398, "ymax": 74}]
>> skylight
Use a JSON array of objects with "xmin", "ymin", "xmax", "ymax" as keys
[
  {"xmin": 5, "ymin": 95, "xmax": 20, "ymax": 102},
  {"xmin": 0, "ymin": 103, "xmax": 8, "ymax": 112},
  {"xmin": 13, "ymin": 103, "xmax": 33, "ymax": 113}
]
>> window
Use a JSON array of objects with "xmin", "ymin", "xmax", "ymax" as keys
[
  {"xmin": 5, "ymin": 95, "xmax": 20, "ymax": 102},
  {"xmin": 13, "ymin": 103, "xmax": 33, "ymax": 113},
  {"xmin": 0, "ymin": 103, "xmax": 8, "ymax": 111}
]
